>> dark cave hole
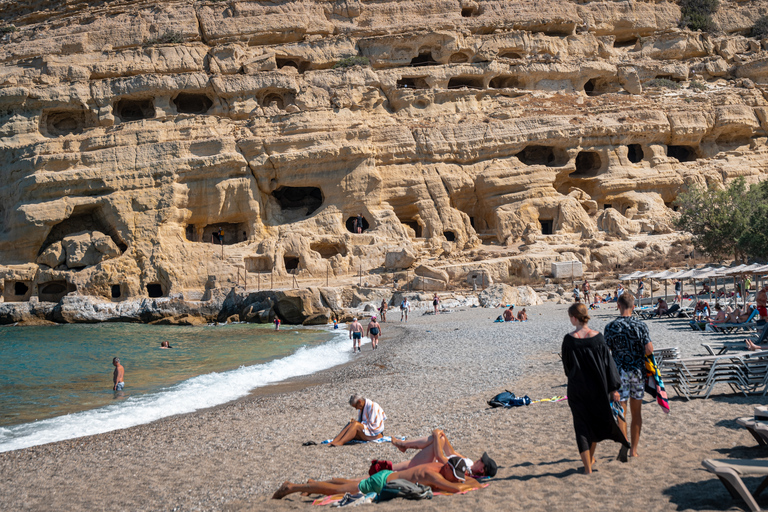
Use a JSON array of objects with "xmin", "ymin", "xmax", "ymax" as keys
[
  {"xmin": 114, "ymin": 98, "xmax": 154, "ymax": 122},
  {"xmin": 667, "ymin": 145, "xmax": 697, "ymax": 162},
  {"xmin": 397, "ymin": 77, "xmax": 429, "ymax": 89},
  {"xmin": 447, "ymin": 76, "xmax": 484, "ymax": 89},
  {"xmin": 14, "ymin": 281, "xmax": 29, "ymax": 296},
  {"xmin": 627, "ymin": 144, "xmax": 644, "ymax": 163},
  {"xmin": 410, "ymin": 52, "xmax": 438, "ymax": 67},
  {"xmin": 284, "ymin": 256, "xmax": 300, "ymax": 273},
  {"xmin": 146, "ymin": 283, "xmax": 164, "ymax": 298},
  {"xmin": 173, "ymin": 93, "xmax": 213, "ymax": 114},
  {"xmin": 489, "ymin": 75, "xmax": 521, "ymax": 88},
  {"xmin": 111, "ymin": 284, "xmax": 122, "ymax": 299},
  {"xmin": 573, "ymin": 151, "xmax": 602, "ymax": 176},
  {"xmin": 272, "ymin": 186, "xmax": 323, "ymax": 216},
  {"xmin": 443, "ymin": 231, "xmax": 456, "ymax": 242},
  {"xmin": 345, "ymin": 216, "xmax": 369, "ymax": 233},
  {"xmin": 516, "ymin": 146, "xmax": 556, "ymax": 166},
  {"xmin": 540, "ymin": 219, "xmax": 553, "ymax": 235}
]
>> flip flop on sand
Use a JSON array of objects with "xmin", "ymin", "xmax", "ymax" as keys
[{"xmin": 302, "ymin": 441, "xmax": 317, "ymax": 446}]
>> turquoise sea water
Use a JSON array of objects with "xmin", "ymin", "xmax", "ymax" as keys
[{"xmin": 0, "ymin": 322, "xmax": 358, "ymax": 452}]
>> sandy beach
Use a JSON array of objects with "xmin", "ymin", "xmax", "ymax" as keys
[{"xmin": 1, "ymin": 302, "xmax": 766, "ymax": 511}]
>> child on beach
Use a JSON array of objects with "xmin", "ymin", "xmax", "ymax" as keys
[{"xmin": 274, "ymin": 317, "xmax": 281, "ymax": 330}]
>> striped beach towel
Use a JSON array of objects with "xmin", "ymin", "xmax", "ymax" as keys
[
  {"xmin": 644, "ymin": 353, "xmax": 670, "ymax": 414},
  {"xmin": 359, "ymin": 399, "xmax": 387, "ymax": 437}
]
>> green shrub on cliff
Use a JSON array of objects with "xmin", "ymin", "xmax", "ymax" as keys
[
  {"xmin": 678, "ymin": 0, "xmax": 719, "ymax": 33},
  {"xmin": 646, "ymin": 78, "xmax": 681, "ymax": 90},
  {"xmin": 753, "ymin": 15, "xmax": 768, "ymax": 38},
  {"xmin": 333, "ymin": 56, "xmax": 370, "ymax": 69},
  {"xmin": 0, "ymin": 25, "xmax": 17, "ymax": 34},
  {"xmin": 674, "ymin": 178, "xmax": 768, "ymax": 261}
]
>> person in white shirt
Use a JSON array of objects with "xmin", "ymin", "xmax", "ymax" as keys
[{"xmin": 328, "ymin": 395, "xmax": 387, "ymax": 447}]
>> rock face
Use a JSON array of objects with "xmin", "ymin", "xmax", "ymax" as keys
[
  {"xmin": 478, "ymin": 284, "xmax": 544, "ymax": 308},
  {"xmin": 1, "ymin": 1, "xmax": 768, "ymax": 300}
]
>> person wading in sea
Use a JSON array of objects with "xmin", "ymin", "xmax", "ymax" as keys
[{"xmin": 112, "ymin": 357, "xmax": 125, "ymax": 391}]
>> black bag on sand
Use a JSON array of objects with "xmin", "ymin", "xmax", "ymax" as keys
[
  {"xmin": 376, "ymin": 479, "xmax": 433, "ymax": 502},
  {"xmin": 488, "ymin": 390, "xmax": 531, "ymax": 408}
]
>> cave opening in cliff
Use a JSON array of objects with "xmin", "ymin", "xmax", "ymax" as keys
[
  {"xmin": 146, "ymin": 283, "xmax": 164, "ymax": 298},
  {"xmin": 185, "ymin": 225, "xmax": 196, "ymax": 242},
  {"xmin": 584, "ymin": 77, "xmax": 619, "ymax": 96},
  {"xmin": 173, "ymin": 93, "xmax": 213, "ymax": 114},
  {"xmin": 573, "ymin": 151, "xmax": 602, "ymax": 176},
  {"xmin": 450, "ymin": 52, "xmax": 469, "ymax": 63},
  {"xmin": 111, "ymin": 284, "xmax": 121, "ymax": 299},
  {"xmin": 39, "ymin": 280, "xmax": 73, "ymax": 302},
  {"xmin": 14, "ymin": 281, "xmax": 29, "ymax": 296},
  {"xmin": 39, "ymin": 204, "xmax": 127, "ymax": 257},
  {"xmin": 614, "ymin": 37, "xmax": 639, "ymax": 48},
  {"xmin": 401, "ymin": 220, "xmax": 422, "ymax": 238},
  {"xmin": 448, "ymin": 76, "xmax": 484, "ymax": 89},
  {"xmin": 667, "ymin": 145, "xmax": 698, "ymax": 162},
  {"xmin": 499, "ymin": 51, "xmax": 523, "ymax": 59},
  {"xmin": 200, "ymin": 223, "xmax": 248, "ymax": 245},
  {"xmin": 260, "ymin": 89, "xmax": 296, "ymax": 111},
  {"xmin": 276, "ymin": 57, "xmax": 308, "ymax": 73},
  {"xmin": 345, "ymin": 216, "xmax": 369, "ymax": 233},
  {"xmin": 311, "ymin": 241, "xmax": 347, "ymax": 259},
  {"xmin": 43, "ymin": 109, "xmax": 86, "ymax": 136},
  {"xmin": 540, "ymin": 219, "xmax": 553, "ymax": 235},
  {"xmin": 284, "ymin": 255, "xmax": 300, "ymax": 273},
  {"xmin": 410, "ymin": 52, "xmax": 438, "ymax": 67},
  {"xmin": 114, "ymin": 98, "xmax": 155, "ymax": 122},
  {"xmin": 489, "ymin": 75, "xmax": 521, "ymax": 89},
  {"xmin": 272, "ymin": 186, "xmax": 323, "ymax": 216},
  {"xmin": 397, "ymin": 76, "xmax": 430, "ymax": 89},
  {"xmin": 627, "ymin": 144, "xmax": 644, "ymax": 163},
  {"xmin": 443, "ymin": 230, "xmax": 457, "ymax": 242},
  {"xmin": 516, "ymin": 146, "xmax": 557, "ymax": 167},
  {"xmin": 461, "ymin": 5, "xmax": 481, "ymax": 17},
  {"xmin": 4, "ymin": 280, "xmax": 31, "ymax": 302}
]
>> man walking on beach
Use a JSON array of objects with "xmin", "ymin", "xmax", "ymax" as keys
[
  {"xmin": 349, "ymin": 317, "xmax": 364, "ymax": 353},
  {"xmin": 112, "ymin": 357, "xmax": 124, "ymax": 391},
  {"xmin": 400, "ymin": 298, "xmax": 411, "ymax": 322},
  {"xmin": 604, "ymin": 293, "xmax": 653, "ymax": 459}
]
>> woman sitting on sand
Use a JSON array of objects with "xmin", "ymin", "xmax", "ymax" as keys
[
  {"xmin": 562, "ymin": 303, "xmax": 630, "ymax": 474},
  {"xmin": 517, "ymin": 308, "xmax": 528, "ymax": 321},
  {"xmin": 388, "ymin": 428, "xmax": 497, "ymax": 478}
]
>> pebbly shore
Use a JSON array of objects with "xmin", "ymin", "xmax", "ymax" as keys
[{"xmin": 0, "ymin": 302, "xmax": 765, "ymax": 511}]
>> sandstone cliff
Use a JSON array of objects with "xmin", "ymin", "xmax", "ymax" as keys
[{"xmin": 0, "ymin": 0, "xmax": 766, "ymax": 303}]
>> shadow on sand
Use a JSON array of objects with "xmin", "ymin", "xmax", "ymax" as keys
[{"xmin": 664, "ymin": 473, "xmax": 767, "ymax": 511}]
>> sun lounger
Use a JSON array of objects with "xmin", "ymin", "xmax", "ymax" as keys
[
  {"xmin": 713, "ymin": 310, "xmax": 760, "ymax": 334},
  {"xmin": 702, "ymin": 459, "xmax": 768, "ymax": 511},
  {"xmin": 735, "ymin": 417, "xmax": 768, "ymax": 446}
]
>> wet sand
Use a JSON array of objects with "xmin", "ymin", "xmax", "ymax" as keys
[{"xmin": 1, "ymin": 303, "xmax": 766, "ymax": 511}]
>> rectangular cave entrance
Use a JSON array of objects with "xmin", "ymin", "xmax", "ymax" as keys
[
  {"xmin": 667, "ymin": 145, "xmax": 698, "ymax": 162},
  {"xmin": 272, "ymin": 186, "xmax": 323, "ymax": 216},
  {"xmin": 111, "ymin": 284, "xmax": 122, "ymax": 299},
  {"xmin": 38, "ymin": 280, "xmax": 75, "ymax": 302},
  {"xmin": 4, "ymin": 280, "xmax": 32, "ymax": 302},
  {"xmin": 200, "ymin": 223, "xmax": 249, "ymax": 245},
  {"xmin": 399, "ymin": 218, "xmax": 422, "ymax": 238},
  {"xmin": 173, "ymin": 93, "xmax": 213, "ymax": 114},
  {"xmin": 540, "ymin": 219, "xmax": 553, "ymax": 235},
  {"xmin": 310, "ymin": 241, "xmax": 347, "ymax": 259},
  {"xmin": 489, "ymin": 75, "xmax": 521, "ymax": 89},
  {"xmin": 397, "ymin": 76, "xmax": 430, "ymax": 89},
  {"xmin": 42, "ymin": 109, "xmax": 86, "ymax": 136},
  {"xmin": 572, "ymin": 151, "xmax": 602, "ymax": 177},
  {"xmin": 146, "ymin": 283, "xmax": 164, "ymax": 298},
  {"xmin": 447, "ymin": 76, "xmax": 484, "ymax": 90},
  {"xmin": 516, "ymin": 145, "xmax": 561, "ymax": 167},
  {"xmin": 284, "ymin": 255, "xmax": 300, "ymax": 273},
  {"xmin": 276, "ymin": 57, "xmax": 309, "ymax": 73},
  {"xmin": 410, "ymin": 51, "xmax": 438, "ymax": 67},
  {"xmin": 114, "ymin": 98, "xmax": 155, "ymax": 122}
]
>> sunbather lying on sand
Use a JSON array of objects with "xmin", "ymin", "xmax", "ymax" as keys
[
  {"xmin": 271, "ymin": 458, "xmax": 480, "ymax": 499},
  {"xmin": 390, "ymin": 428, "xmax": 497, "ymax": 477}
]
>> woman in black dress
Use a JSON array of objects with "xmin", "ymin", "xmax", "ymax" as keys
[{"xmin": 562, "ymin": 303, "xmax": 629, "ymax": 474}]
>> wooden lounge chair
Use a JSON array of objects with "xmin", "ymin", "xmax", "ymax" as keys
[{"xmin": 702, "ymin": 459, "xmax": 768, "ymax": 511}]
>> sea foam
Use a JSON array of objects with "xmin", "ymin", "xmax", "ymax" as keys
[{"xmin": 0, "ymin": 328, "xmax": 366, "ymax": 453}]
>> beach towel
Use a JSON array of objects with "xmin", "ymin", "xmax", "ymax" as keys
[
  {"xmin": 320, "ymin": 436, "xmax": 404, "ymax": 445},
  {"xmin": 313, "ymin": 484, "xmax": 490, "ymax": 506},
  {"xmin": 644, "ymin": 353, "xmax": 670, "ymax": 414},
  {"xmin": 358, "ymin": 399, "xmax": 386, "ymax": 437}
]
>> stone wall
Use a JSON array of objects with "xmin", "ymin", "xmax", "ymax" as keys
[{"xmin": 1, "ymin": 0, "xmax": 767, "ymax": 300}]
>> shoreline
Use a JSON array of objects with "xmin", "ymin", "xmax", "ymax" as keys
[{"xmin": 1, "ymin": 304, "xmax": 765, "ymax": 511}]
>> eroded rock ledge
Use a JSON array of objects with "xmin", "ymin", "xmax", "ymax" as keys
[{"xmin": 0, "ymin": 0, "xmax": 766, "ymax": 303}]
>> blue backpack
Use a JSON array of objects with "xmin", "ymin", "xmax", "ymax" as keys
[{"xmin": 488, "ymin": 390, "xmax": 531, "ymax": 408}]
